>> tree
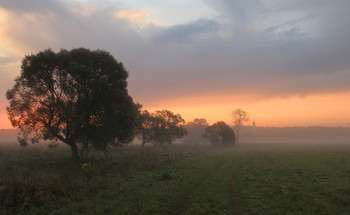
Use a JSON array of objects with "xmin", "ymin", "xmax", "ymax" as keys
[
  {"xmin": 231, "ymin": 108, "xmax": 249, "ymax": 144},
  {"xmin": 137, "ymin": 109, "xmax": 156, "ymax": 147},
  {"xmin": 6, "ymin": 48, "xmax": 138, "ymax": 161},
  {"xmin": 137, "ymin": 109, "xmax": 187, "ymax": 146},
  {"xmin": 183, "ymin": 118, "xmax": 209, "ymax": 144},
  {"xmin": 204, "ymin": 121, "xmax": 236, "ymax": 146},
  {"xmin": 186, "ymin": 118, "xmax": 208, "ymax": 128}
]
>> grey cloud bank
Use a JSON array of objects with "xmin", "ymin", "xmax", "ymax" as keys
[{"xmin": 0, "ymin": 0, "xmax": 350, "ymax": 106}]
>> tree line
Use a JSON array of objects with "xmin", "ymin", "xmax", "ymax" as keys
[{"xmin": 6, "ymin": 48, "xmax": 249, "ymax": 161}]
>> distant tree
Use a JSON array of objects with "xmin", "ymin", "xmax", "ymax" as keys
[
  {"xmin": 6, "ymin": 48, "xmax": 138, "ymax": 161},
  {"xmin": 186, "ymin": 118, "xmax": 208, "ymax": 127},
  {"xmin": 152, "ymin": 110, "xmax": 187, "ymax": 145},
  {"xmin": 137, "ymin": 109, "xmax": 157, "ymax": 147},
  {"xmin": 137, "ymin": 110, "xmax": 187, "ymax": 146},
  {"xmin": 183, "ymin": 118, "xmax": 209, "ymax": 144},
  {"xmin": 231, "ymin": 108, "xmax": 249, "ymax": 144},
  {"xmin": 204, "ymin": 121, "xmax": 236, "ymax": 146}
]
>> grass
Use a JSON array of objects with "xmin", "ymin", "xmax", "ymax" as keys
[
  {"xmin": 0, "ymin": 142, "xmax": 350, "ymax": 214},
  {"xmin": 240, "ymin": 144, "xmax": 350, "ymax": 215}
]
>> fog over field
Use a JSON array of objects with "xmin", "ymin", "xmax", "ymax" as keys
[
  {"xmin": 0, "ymin": 129, "xmax": 18, "ymax": 143},
  {"xmin": 1, "ymin": 126, "xmax": 349, "ymax": 146},
  {"xmin": 240, "ymin": 126, "xmax": 350, "ymax": 144}
]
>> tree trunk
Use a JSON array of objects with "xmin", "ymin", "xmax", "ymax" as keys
[{"xmin": 70, "ymin": 143, "xmax": 80, "ymax": 162}]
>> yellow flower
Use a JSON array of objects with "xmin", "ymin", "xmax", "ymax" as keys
[{"xmin": 81, "ymin": 163, "xmax": 90, "ymax": 169}]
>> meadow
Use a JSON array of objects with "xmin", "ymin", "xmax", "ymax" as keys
[{"xmin": 0, "ymin": 142, "xmax": 349, "ymax": 215}]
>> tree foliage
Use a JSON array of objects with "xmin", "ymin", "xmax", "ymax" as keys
[
  {"xmin": 204, "ymin": 121, "xmax": 236, "ymax": 146},
  {"xmin": 137, "ymin": 109, "xmax": 187, "ymax": 146},
  {"xmin": 137, "ymin": 109, "xmax": 156, "ymax": 146},
  {"xmin": 186, "ymin": 118, "xmax": 209, "ymax": 128},
  {"xmin": 6, "ymin": 48, "xmax": 138, "ymax": 160},
  {"xmin": 231, "ymin": 108, "xmax": 249, "ymax": 144},
  {"xmin": 231, "ymin": 109, "xmax": 249, "ymax": 127}
]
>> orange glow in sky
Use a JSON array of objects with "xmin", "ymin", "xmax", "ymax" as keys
[
  {"xmin": 0, "ymin": 111, "xmax": 12, "ymax": 129},
  {"xmin": 1, "ymin": 90, "xmax": 349, "ymax": 129},
  {"xmin": 1, "ymin": 1, "xmax": 350, "ymax": 129},
  {"xmin": 146, "ymin": 91, "xmax": 350, "ymax": 127}
]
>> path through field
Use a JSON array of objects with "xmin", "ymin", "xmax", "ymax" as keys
[
  {"xmin": 231, "ymin": 161, "xmax": 244, "ymax": 215},
  {"xmin": 4, "ymin": 144, "xmax": 349, "ymax": 215},
  {"xmin": 170, "ymin": 148, "xmax": 245, "ymax": 215},
  {"xmin": 78, "ymin": 147, "xmax": 246, "ymax": 215}
]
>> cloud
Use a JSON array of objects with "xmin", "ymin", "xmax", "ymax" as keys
[
  {"xmin": 0, "ymin": 0, "xmax": 350, "ymax": 112},
  {"xmin": 0, "ymin": 0, "xmax": 64, "ymax": 13},
  {"xmin": 130, "ymin": 0, "xmax": 350, "ymax": 104},
  {"xmin": 155, "ymin": 18, "xmax": 220, "ymax": 43},
  {"xmin": 112, "ymin": 8, "xmax": 163, "ymax": 27}
]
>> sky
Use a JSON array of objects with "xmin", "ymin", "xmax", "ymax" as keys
[{"xmin": 0, "ymin": 0, "xmax": 350, "ymax": 128}]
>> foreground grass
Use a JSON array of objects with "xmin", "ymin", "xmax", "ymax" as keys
[
  {"xmin": 1, "ymin": 143, "xmax": 350, "ymax": 214},
  {"xmin": 240, "ymin": 144, "xmax": 350, "ymax": 215},
  {"xmin": 59, "ymin": 149, "xmax": 239, "ymax": 215},
  {"xmin": 1, "ymin": 143, "xmax": 233, "ymax": 215}
]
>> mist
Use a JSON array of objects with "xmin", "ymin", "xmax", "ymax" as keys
[
  {"xmin": 2, "ymin": 126, "xmax": 350, "ymax": 147},
  {"xmin": 239, "ymin": 126, "xmax": 350, "ymax": 145}
]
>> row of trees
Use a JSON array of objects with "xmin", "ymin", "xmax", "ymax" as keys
[
  {"xmin": 6, "ymin": 48, "xmax": 249, "ymax": 161},
  {"xmin": 137, "ymin": 109, "xmax": 187, "ymax": 146}
]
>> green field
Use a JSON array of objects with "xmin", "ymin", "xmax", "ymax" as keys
[{"xmin": 1, "ymin": 143, "xmax": 350, "ymax": 214}]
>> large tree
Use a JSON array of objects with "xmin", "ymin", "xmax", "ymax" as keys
[
  {"xmin": 204, "ymin": 121, "xmax": 236, "ymax": 146},
  {"xmin": 6, "ymin": 48, "xmax": 138, "ymax": 161},
  {"xmin": 137, "ymin": 109, "xmax": 187, "ymax": 146},
  {"xmin": 231, "ymin": 108, "xmax": 249, "ymax": 144}
]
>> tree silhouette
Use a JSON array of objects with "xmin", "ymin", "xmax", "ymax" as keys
[
  {"xmin": 6, "ymin": 48, "xmax": 138, "ymax": 161},
  {"xmin": 231, "ymin": 108, "xmax": 249, "ymax": 144},
  {"xmin": 137, "ymin": 109, "xmax": 156, "ymax": 147},
  {"xmin": 137, "ymin": 109, "xmax": 187, "ymax": 146},
  {"xmin": 204, "ymin": 121, "xmax": 236, "ymax": 146}
]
